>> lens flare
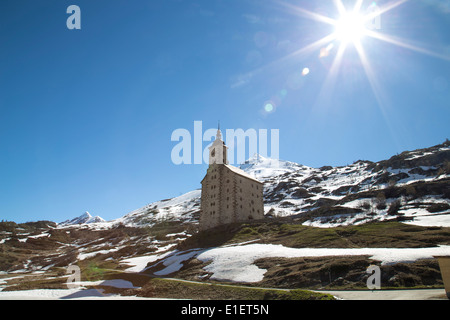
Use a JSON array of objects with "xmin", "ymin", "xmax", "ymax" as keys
[{"xmin": 264, "ymin": 102, "xmax": 275, "ymax": 113}]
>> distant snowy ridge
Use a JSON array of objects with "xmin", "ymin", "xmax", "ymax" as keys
[
  {"xmin": 112, "ymin": 190, "xmax": 201, "ymax": 228},
  {"xmin": 60, "ymin": 211, "xmax": 106, "ymax": 226}
]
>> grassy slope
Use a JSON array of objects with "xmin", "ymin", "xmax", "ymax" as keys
[
  {"xmin": 179, "ymin": 220, "xmax": 450, "ymax": 250},
  {"xmin": 130, "ymin": 277, "xmax": 334, "ymax": 300}
]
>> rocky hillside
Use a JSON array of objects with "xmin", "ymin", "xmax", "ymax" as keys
[{"xmin": 261, "ymin": 141, "xmax": 450, "ymax": 228}]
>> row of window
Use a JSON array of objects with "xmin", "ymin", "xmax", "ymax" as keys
[
  {"xmin": 209, "ymin": 189, "xmax": 259, "ymax": 200},
  {"xmin": 206, "ymin": 208, "xmax": 261, "ymax": 216},
  {"xmin": 208, "ymin": 193, "xmax": 259, "ymax": 203},
  {"xmin": 209, "ymin": 172, "xmax": 261, "ymax": 190}
]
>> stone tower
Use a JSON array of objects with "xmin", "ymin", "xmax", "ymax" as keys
[
  {"xmin": 208, "ymin": 125, "xmax": 228, "ymax": 165},
  {"xmin": 200, "ymin": 126, "xmax": 264, "ymax": 230}
]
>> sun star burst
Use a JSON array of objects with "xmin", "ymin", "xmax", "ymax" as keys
[{"xmin": 276, "ymin": 0, "xmax": 450, "ymax": 104}]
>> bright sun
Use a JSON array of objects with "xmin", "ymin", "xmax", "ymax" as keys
[
  {"xmin": 277, "ymin": 0, "xmax": 449, "ymax": 106},
  {"xmin": 334, "ymin": 12, "xmax": 367, "ymax": 43}
]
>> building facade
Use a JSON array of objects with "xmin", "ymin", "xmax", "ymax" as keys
[{"xmin": 200, "ymin": 127, "xmax": 264, "ymax": 230}]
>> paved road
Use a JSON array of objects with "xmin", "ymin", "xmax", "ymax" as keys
[
  {"xmin": 316, "ymin": 289, "xmax": 448, "ymax": 300},
  {"xmin": 166, "ymin": 277, "xmax": 449, "ymax": 300}
]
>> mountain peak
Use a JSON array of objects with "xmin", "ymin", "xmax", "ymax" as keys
[
  {"xmin": 80, "ymin": 211, "xmax": 92, "ymax": 219},
  {"xmin": 247, "ymin": 153, "xmax": 268, "ymax": 163},
  {"xmin": 60, "ymin": 211, "xmax": 106, "ymax": 226},
  {"xmin": 239, "ymin": 154, "xmax": 308, "ymax": 181}
]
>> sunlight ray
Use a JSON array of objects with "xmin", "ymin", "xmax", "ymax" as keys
[
  {"xmin": 278, "ymin": 1, "xmax": 336, "ymax": 25},
  {"xmin": 353, "ymin": 0, "xmax": 364, "ymax": 13},
  {"xmin": 333, "ymin": 0, "xmax": 347, "ymax": 16},
  {"xmin": 290, "ymin": 33, "xmax": 337, "ymax": 58},
  {"xmin": 235, "ymin": 33, "xmax": 338, "ymax": 88},
  {"xmin": 376, "ymin": 0, "xmax": 410, "ymax": 17},
  {"xmin": 353, "ymin": 40, "xmax": 386, "ymax": 112},
  {"xmin": 314, "ymin": 42, "xmax": 347, "ymax": 110},
  {"xmin": 325, "ymin": 42, "xmax": 347, "ymax": 86},
  {"xmin": 354, "ymin": 0, "xmax": 409, "ymax": 29},
  {"xmin": 365, "ymin": 30, "xmax": 450, "ymax": 62},
  {"xmin": 354, "ymin": 40, "xmax": 403, "ymax": 150}
]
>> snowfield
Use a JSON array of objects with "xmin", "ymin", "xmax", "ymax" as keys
[
  {"xmin": 0, "ymin": 288, "xmax": 160, "ymax": 300},
  {"xmin": 197, "ymin": 243, "xmax": 450, "ymax": 283},
  {"xmin": 0, "ymin": 278, "xmax": 151, "ymax": 300}
]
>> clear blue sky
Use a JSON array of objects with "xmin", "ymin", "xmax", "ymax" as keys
[{"xmin": 1, "ymin": 0, "xmax": 449, "ymax": 223}]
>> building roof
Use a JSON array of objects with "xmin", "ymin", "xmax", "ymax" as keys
[
  {"xmin": 224, "ymin": 164, "xmax": 262, "ymax": 184},
  {"xmin": 201, "ymin": 163, "xmax": 263, "ymax": 184}
]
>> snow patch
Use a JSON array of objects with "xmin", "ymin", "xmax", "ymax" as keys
[{"xmin": 195, "ymin": 243, "xmax": 450, "ymax": 283}]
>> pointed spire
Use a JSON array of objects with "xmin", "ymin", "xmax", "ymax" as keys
[{"xmin": 216, "ymin": 121, "xmax": 222, "ymax": 140}]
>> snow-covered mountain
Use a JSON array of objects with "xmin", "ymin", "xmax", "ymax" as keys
[
  {"xmin": 112, "ymin": 140, "xmax": 450, "ymax": 229},
  {"xmin": 60, "ymin": 211, "xmax": 106, "ymax": 226}
]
